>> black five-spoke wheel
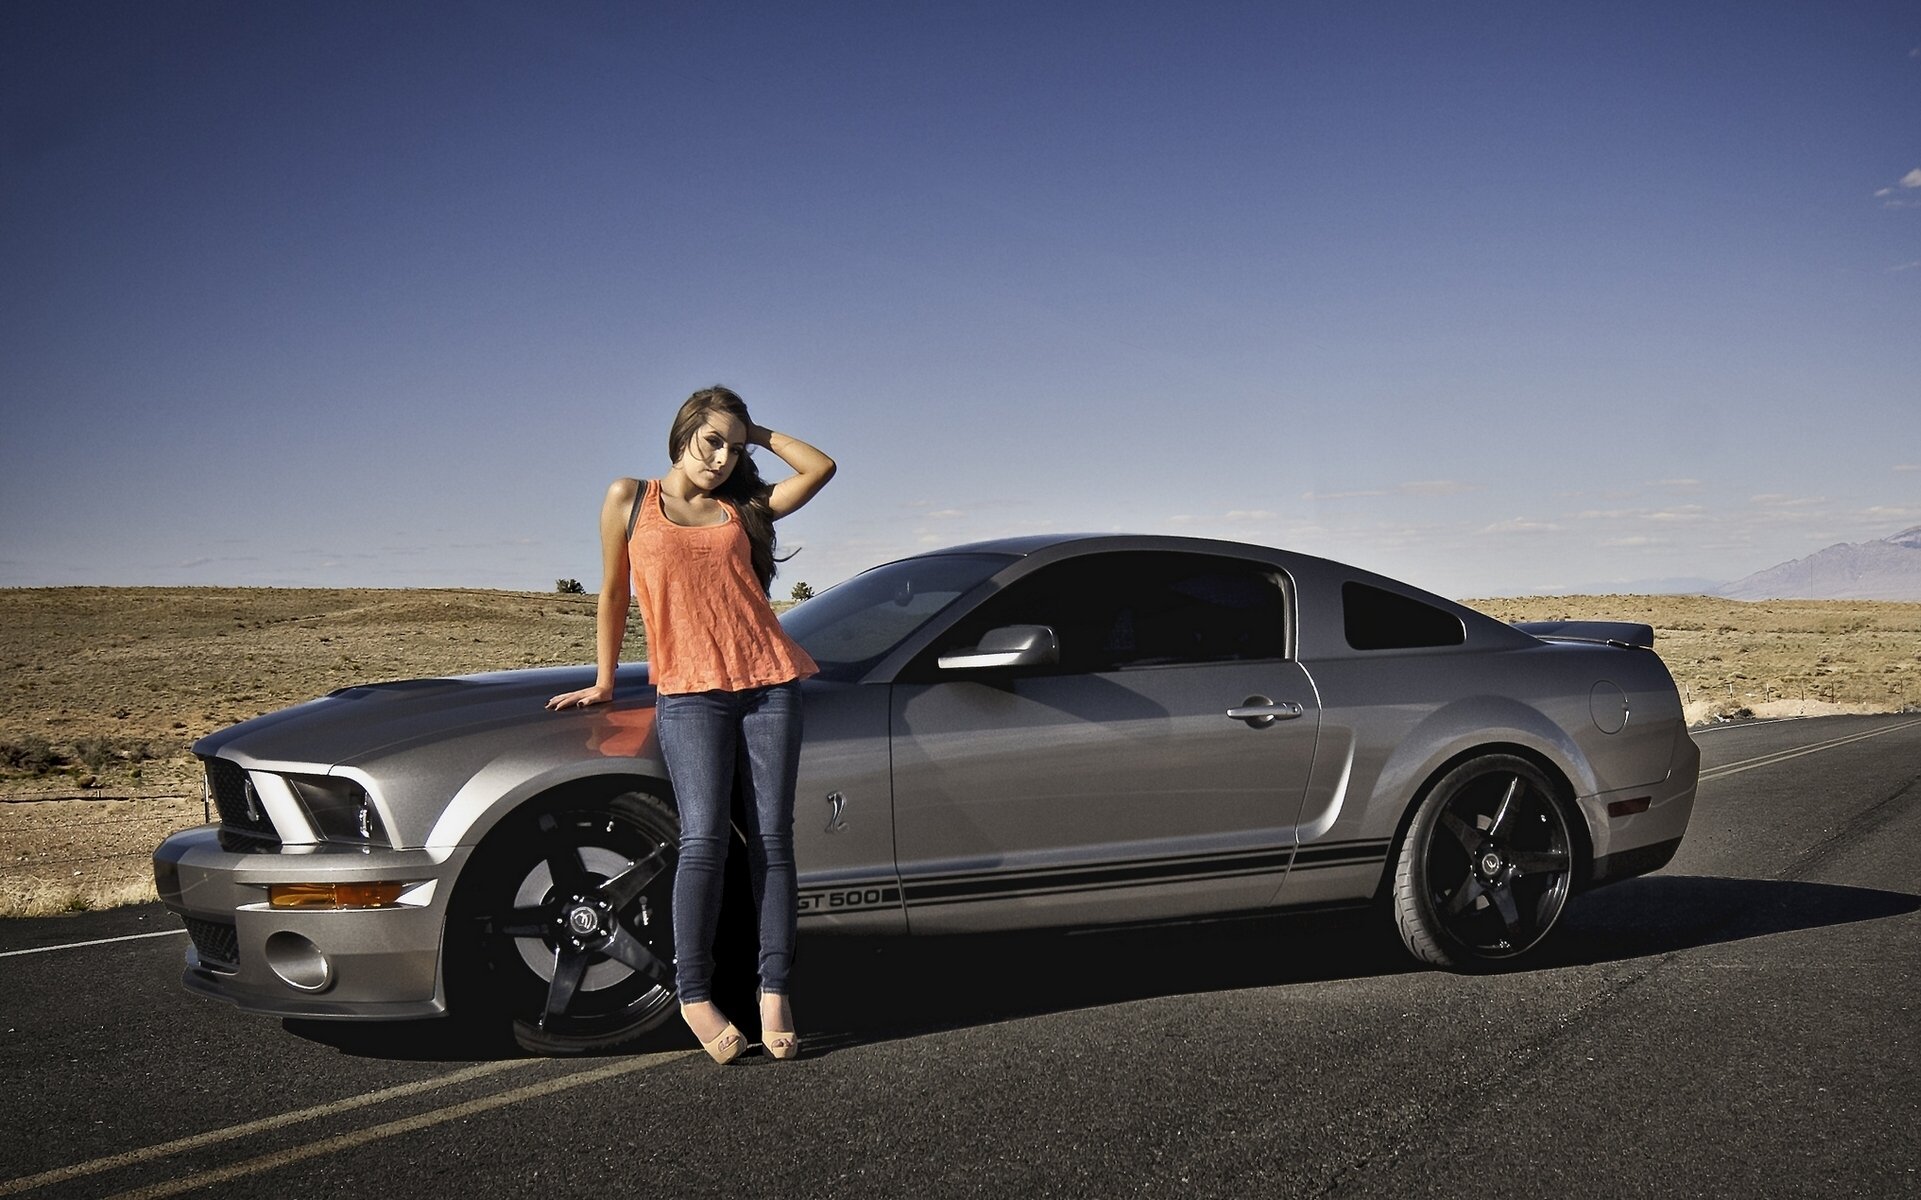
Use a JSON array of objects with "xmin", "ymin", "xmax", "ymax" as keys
[
  {"xmin": 455, "ymin": 792, "xmax": 681, "ymax": 1054},
  {"xmin": 1393, "ymin": 754, "xmax": 1576, "ymax": 969}
]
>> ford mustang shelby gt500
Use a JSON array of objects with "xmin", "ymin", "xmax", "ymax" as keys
[{"xmin": 154, "ymin": 534, "xmax": 1698, "ymax": 1052}]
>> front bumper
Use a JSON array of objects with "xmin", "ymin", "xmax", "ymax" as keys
[{"xmin": 152, "ymin": 826, "xmax": 473, "ymax": 1019}]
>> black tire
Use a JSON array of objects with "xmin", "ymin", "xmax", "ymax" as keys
[
  {"xmin": 1392, "ymin": 754, "xmax": 1575, "ymax": 970},
  {"xmin": 450, "ymin": 792, "xmax": 682, "ymax": 1054}
]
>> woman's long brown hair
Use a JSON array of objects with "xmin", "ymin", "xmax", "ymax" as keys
[{"xmin": 666, "ymin": 386, "xmax": 785, "ymax": 593}]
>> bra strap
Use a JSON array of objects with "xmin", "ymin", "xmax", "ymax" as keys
[{"xmin": 625, "ymin": 479, "xmax": 648, "ymax": 540}]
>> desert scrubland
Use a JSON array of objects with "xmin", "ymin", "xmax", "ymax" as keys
[{"xmin": 3, "ymin": 586, "xmax": 1918, "ymax": 916}]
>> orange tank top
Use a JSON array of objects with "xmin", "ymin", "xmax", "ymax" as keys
[{"xmin": 627, "ymin": 479, "xmax": 818, "ymax": 695}]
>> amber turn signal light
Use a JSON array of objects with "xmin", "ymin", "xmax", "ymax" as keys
[
  {"xmin": 1606, "ymin": 796, "xmax": 1652, "ymax": 818},
  {"xmin": 268, "ymin": 882, "xmax": 408, "ymax": 910}
]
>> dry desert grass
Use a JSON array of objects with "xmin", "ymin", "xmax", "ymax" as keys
[
  {"xmin": 1, "ymin": 586, "xmax": 639, "ymax": 917},
  {"xmin": 3, "ymin": 587, "xmax": 1917, "ymax": 916},
  {"xmin": 1467, "ymin": 594, "xmax": 1921, "ymax": 725}
]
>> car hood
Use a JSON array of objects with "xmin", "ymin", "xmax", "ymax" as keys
[{"xmin": 192, "ymin": 663, "xmax": 655, "ymax": 770}]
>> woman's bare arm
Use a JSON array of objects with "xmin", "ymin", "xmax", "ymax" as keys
[
  {"xmin": 546, "ymin": 478, "xmax": 639, "ymax": 709},
  {"xmin": 753, "ymin": 426, "xmax": 836, "ymax": 518}
]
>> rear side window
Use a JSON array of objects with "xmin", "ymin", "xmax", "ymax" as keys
[{"xmin": 1342, "ymin": 582, "xmax": 1465, "ymax": 651}]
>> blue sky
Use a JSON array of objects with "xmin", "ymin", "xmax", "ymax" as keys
[{"xmin": 4, "ymin": 1, "xmax": 1917, "ymax": 599}]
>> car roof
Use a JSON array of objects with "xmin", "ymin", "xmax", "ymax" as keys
[
  {"xmin": 886, "ymin": 531, "xmax": 1538, "ymax": 660},
  {"xmin": 913, "ymin": 532, "xmax": 1285, "ymax": 558},
  {"xmin": 911, "ymin": 533, "xmax": 1108, "ymax": 557}
]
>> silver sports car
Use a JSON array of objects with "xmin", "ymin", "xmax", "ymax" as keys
[{"xmin": 154, "ymin": 534, "xmax": 1698, "ymax": 1052}]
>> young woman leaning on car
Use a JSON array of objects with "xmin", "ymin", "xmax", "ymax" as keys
[{"xmin": 546, "ymin": 386, "xmax": 836, "ymax": 1063}]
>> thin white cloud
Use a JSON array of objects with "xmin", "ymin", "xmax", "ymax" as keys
[
  {"xmin": 1576, "ymin": 504, "xmax": 1741, "ymax": 532},
  {"xmin": 1167, "ymin": 509, "xmax": 1280, "ymax": 525},
  {"xmin": 925, "ymin": 509, "xmax": 965, "ymax": 519},
  {"xmin": 1749, "ymin": 494, "xmax": 1825, "ymax": 508},
  {"xmin": 1875, "ymin": 169, "xmax": 1921, "ymax": 208},
  {"xmin": 1479, "ymin": 517, "xmax": 1561, "ymax": 534},
  {"xmin": 1656, "ymin": 478, "xmax": 1703, "ymax": 490},
  {"xmin": 1895, "ymin": 463, "xmax": 1920, "ymax": 472},
  {"xmin": 1888, "ymin": 260, "xmax": 1921, "ymax": 273},
  {"xmin": 1600, "ymin": 535, "xmax": 1665, "ymax": 548},
  {"xmin": 1646, "ymin": 506, "xmax": 1709, "ymax": 523},
  {"xmin": 1300, "ymin": 481, "xmax": 1481, "ymax": 501},
  {"xmin": 1398, "ymin": 480, "xmax": 1483, "ymax": 497}
]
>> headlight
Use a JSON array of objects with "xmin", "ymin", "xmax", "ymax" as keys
[{"xmin": 284, "ymin": 774, "xmax": 388, "ymax": 844}]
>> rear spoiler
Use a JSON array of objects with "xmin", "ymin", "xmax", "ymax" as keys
[{"xmin": 1512, "ymin": 620, "xmax": 1655, "ymax": 650}]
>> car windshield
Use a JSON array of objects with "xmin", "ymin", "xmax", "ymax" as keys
[{"xmin": 780, "ymin": 552, "xmax": 1015, "ymax": 681}]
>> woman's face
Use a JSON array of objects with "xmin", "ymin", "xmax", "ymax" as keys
[{"xmin": 675, "ymin": 410, "xmax": 748, "ymax": 492}]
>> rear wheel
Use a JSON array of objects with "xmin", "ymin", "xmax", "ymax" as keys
[
  {"xmin": 1392, "ymin": 755, "xmax": 1575, "ymax": 969},
  {"xmin": 453, "ymin": 792, "xmax": 681, "ymax": 1054}
]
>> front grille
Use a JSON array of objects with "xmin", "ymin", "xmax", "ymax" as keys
[
  {"xmin": 202, "ymin": 757, "xmax": 279, "ymax": 843},
  {"xmin": 184, "ymin": 917, "xmax": 239, "ymax": 969}
]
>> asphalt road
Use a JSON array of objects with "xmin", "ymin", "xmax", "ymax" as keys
[{"xmin": 3, "ymin": 714, "xmax": 1917, "ymax": 1199}]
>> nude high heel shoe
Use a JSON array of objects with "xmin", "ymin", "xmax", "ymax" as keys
[
  {"xmin": 760, "ymin": 990, "xmax": 799, "ymax": 1061},
  {"xmin": 683, "ymin": 1005, "xmax": 745, "ymax": 1065}
]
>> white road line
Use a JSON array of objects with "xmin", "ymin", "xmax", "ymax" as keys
[
  {"xmin": 0, "ymin": 1059, "xmax": 538, "ymax": 1196},
  {"xmin": 0, "ymin": 929, "xmax": 186, "ymax": 959},
  {"xmin": 1699, "ymin": 717, "xmax": 1921, "ymax": 783},
  {"xmin": 99, "ymin": 1052, "xmax": 687, "ymax": 1200}
]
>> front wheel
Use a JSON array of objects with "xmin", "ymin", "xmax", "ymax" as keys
[
  {"xmin": 450, "ymin": 792, "xmax": 681, "ymax": 1054},
  {"xmin": 1392, "ymin": 755, "xmax": 1576, "ymax": 970}
]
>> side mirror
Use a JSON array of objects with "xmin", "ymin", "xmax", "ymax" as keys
[{"xmin": 936, "ymin": 624, "xmax": 1060, "ymax": 671}]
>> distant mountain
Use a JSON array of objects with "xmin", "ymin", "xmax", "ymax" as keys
[{"xmin": 1717, "ymin": 526, "xmax": 1921, "ymax": 601}]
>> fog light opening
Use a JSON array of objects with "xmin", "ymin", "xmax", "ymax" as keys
[{"xmin": 264, "ymin": 931, "xmax": 333, "ymax": 992}]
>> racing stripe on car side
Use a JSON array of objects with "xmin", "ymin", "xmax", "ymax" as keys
[
  {"xmin": 903, "ymin": 847, "xmax": 1297, "ymax": 907},
  {"xmin": 798, "ymin": 840, "xmax": 1393, "ymax": 917},
  {"xmin": 1288, "ymin": 838, "xmax": 1392, "ymax": 870},
  {"xmin": 888, "ymin": 839, "xmax": 1392, "ymax": 909}
]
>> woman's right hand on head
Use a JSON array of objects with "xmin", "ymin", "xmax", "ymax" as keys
[{"xmin": 546, "ymin": 684, "xmax": 614, "ymax": 711}]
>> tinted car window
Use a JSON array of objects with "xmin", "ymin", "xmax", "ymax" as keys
[
  {"xmin": 781, "ymin": 553, "xmax": 1014, "ymax": 681},
  {"xmin": 936, "ymin": 552, "xmax": 1288, "ymax": 673},
  {"xmin": 1342, "ymin": 581, "xmax": 1466, "ymax": 650}
]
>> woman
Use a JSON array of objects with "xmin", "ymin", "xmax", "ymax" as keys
[{"xmin": 547, "ymin": 386, "xmax": 835, "ymax": 1063}]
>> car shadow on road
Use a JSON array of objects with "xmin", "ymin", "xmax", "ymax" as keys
[
  {"xmin": 1534, "ymin": 873, "xmax": 1920, "ymax": 971},
  {"xmin": 282, "ymin": 905, "xmax": 1414, "ymax": 1062},
  {"xmin": 283, "ymin": 874, "xmax": 1915, "ymax": 1062},
  {"xmin": 787, "ymin": 906, "xmax": 1418, "ymax": 1054},
  {"xmin": 794, "ymin": 875, "xmax": 1918, "ymax": 1054}
]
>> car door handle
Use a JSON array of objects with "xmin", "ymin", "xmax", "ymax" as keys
[{"xmin": 1226, "ymin": 697, "xmax": 1305, "ymax": 727}]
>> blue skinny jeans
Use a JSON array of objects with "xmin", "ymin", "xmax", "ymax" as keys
[{"xmin": 655, "ymin": 681, "xmax": 802, "ymax": 1005}]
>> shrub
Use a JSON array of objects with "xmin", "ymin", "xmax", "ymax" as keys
[
  {"xmin": 0, "ymin": 735, "xmax": 61, "ymax": 774},
  {"xmin": 72, "ymin": 736, "xmax": 117, "ymax": 771},
  {"xmin": 69, "ymin": 735, "xmax": 156, "ymax": 772},
  {"xmin": 789, "ymin": 581, "xmax": 815, "ymax": 602},
  {"xmin": 555, "ymin": 579, "xmax": 586, "ymax": 594}
]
